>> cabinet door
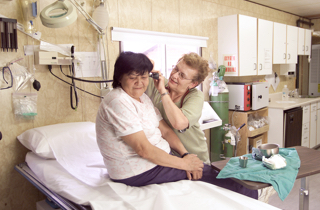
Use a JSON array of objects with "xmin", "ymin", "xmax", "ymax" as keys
[
  {"xmin": 238, "ymin": 15, "xmax": 257, "ymax": 76},
  {"xmin": 302, "ymin": 104, "xmax": 310, "ymax": 124},
  {"xmin": 302, "ymin": 122, "xmax": 309, "ymax": 147},
  {"xmin": 218, "ymin": 14, "xmax": 238, "ymax": 76},
  {"xmin": 310, "ymin": 103, "xmax": 317, "ymax": 148},
  {"xmin": 273, "ymin": 22, "xmax": 287, "ymax": 64},
  {"xmin": 298, "ymin": 28, "xmax": 305, "ymax": 55},
  {"xmin": 284, "ymin": 108, "xmax": 303, "ymax": 147},
  {"xmin": 257, "ymin": 19, "xmax": 273, "ymax": 75},
  {"xmin": 305, "ymin": 29, "xmax": 312, "ymax": 56},
  {"xmin": 286, "ymin": 25, "xmax": 298, "ymax": 64}
]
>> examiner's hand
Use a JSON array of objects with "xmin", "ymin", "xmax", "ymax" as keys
[
  {"xmin": 149, "ymin": 59, "xmax": 166, "ymax": 94},
  {"xmin": 183, "ymin": 154, "xmax": 204, "ymax": 172},
  {"xmin": 152, "ymin": 70, "xmax": 166, "ymax": 94}
]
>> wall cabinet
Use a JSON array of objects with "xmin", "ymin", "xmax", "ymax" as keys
[
  {"xmin": 273, "ymin": 23, "xmax": 298, "ymax": 64},
  {"xmin": 273, "ymin": 23, "xmax": 287, "ymax": 64},
  {"xmin": 218, "ymin": 14, "xmax": 257, "ymax": 76},
  {"xmin": 298, "ymin": 28, "xmax": 312, "ymax": 56},
  {"xmin": 257, "ymin": 19, "xmax": 273, "ymax": 75},
  {"xmin": 287, "ymin": 25, "xmax": 298, "ymax": 63},
  {"xmin": 219, "ymin": 14, "xmax": 303, "ymax": 75}
]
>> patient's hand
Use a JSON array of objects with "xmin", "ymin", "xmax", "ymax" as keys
[{"xmin": 190, "ymin": 170, "xmax": 203, "ymax": 180}]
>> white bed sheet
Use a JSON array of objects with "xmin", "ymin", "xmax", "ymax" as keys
[{"xmin": 26, "ymin": 152, "xmax": 280, "ymax": 210}]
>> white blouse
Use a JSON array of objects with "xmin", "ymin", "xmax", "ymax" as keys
[{"xmin": 96, "ymin": 88, "xmax": 170, "ymax": 179}]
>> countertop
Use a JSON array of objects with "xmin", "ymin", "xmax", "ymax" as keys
[{"xmin": 268, "ymin": 93, "xmax": 320, "ymax": 110}]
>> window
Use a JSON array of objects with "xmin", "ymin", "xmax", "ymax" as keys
[
  {"xmin": 112, "ymin": 27, "xmax": 208, "ymax": 89},
  {"xmin": 120, "ymin": 42, "xmax": 166, "ymax": 76},
  {"xmin": 120, "ymin": 42, "xmax": 200, "ymax": 79}
]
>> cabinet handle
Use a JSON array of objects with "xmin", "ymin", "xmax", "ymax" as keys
[
  {"xmin": 254, "ymin": 63, "xmax": 256, "ymax": 70},
  {"xmin": 259, "ymin": 64, "xmax": 262, "ymax": 70},
  {"xmin": 306, "ymin": 46, "xmax": 308, "ymax": 52},
  {"xmin": 288, "ymin": 54, "xmax": 291, "ymax": 60},
  {"xmin": 283, "ymin": 53, "xmax": 286, "ymax": 59}
]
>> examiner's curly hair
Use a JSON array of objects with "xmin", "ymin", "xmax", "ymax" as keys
[{"xmin": 178, "ymin": 52, "xmax": 210, "ymax": 84}]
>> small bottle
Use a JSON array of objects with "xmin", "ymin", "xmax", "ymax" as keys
[
  {"xmin": 293, "ymin": 89, "xmax": 299, "ymax": 98},
  {"xmin": 282, "ymin": 85, "xmax": 289, "ymax": 101}
]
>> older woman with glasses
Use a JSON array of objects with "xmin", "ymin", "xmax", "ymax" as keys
[
  {"xmin": 96, "ymin": 51, "xmax": 257, "ymax": 199},
  {"xmin": 146, "ymin": 53, "xmax": 211, "ymax": 165}
]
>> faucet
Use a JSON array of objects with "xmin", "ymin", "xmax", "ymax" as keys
[{"xmin": 288, "ymin": 89, "xmax": 299, "ymax": 98}]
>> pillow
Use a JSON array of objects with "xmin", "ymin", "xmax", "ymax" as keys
[{"xmin": 17, "ymin": 122, "xmax": 96, "ymax": 159}]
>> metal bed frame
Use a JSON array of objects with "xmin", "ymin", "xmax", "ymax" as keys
[{"xmin": 14, "ymin": 162, "xmax": 91, "ymax": 210}]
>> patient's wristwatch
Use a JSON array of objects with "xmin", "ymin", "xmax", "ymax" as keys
[{"xmin": 181, "ymin": 152, "xmax": 190, "ymax": 158}]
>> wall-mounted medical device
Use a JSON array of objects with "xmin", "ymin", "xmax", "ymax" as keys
[
  {"xmin": 0, "ymin": 18, "xmax": 18, "ymax": 52},
  {"xmin": 39, "ymin": 0, "xmax": 112, "ymax": 110},
  {"xmin": 40, "ymin": 0, "xmax": 110, "ymax": 90},
  {"xmin": 34, "ymin": 51, "xmax": 72, "ymax": 65}
]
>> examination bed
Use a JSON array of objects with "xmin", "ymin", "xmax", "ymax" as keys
[{"xmin": 15, "ymin": 122, "xmax": 280, "ymax": 210}]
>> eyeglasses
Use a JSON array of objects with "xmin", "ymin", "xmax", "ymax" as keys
[{"xmin": 171, "ymin": 65, "xmax": 193, "ymax": 80}]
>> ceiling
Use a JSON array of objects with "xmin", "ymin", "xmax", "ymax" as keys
[{"xmin": 246, "ymin": 0, "xmax": 320, "ymax": 19}]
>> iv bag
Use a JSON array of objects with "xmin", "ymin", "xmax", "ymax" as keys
[{"xmin": 19, "ymin": 0, "xmax": 40, "ymax": 33}]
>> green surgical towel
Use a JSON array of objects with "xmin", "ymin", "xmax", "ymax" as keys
[{"xmin": 216, "ymin": 148, "xmax": 300, "ymax": 201}]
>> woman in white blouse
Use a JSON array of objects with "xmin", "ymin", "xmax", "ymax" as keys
[{"xmin": 95, "ymin": 52, "xmax": 257, "ymax": 199}]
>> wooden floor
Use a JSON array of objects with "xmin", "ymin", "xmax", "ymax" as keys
[{"xmin": 268, "ymin": 147, "xmax": 320, "ymax": 210}]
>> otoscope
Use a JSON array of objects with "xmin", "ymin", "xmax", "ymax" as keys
[{"xmin": 149, "ymin": 72, "xmax": 159, "ymax": 80}]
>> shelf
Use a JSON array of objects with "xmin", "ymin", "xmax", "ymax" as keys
[
  {"xmin": 200, "ymin": 119, "xmax": 222, "ymax": 130},
  {"xmin": 229, "ymin": 107, "xmax": 268, "ymax": 156},
  {"xmin": 200, "ymin": 102, "xmax": 222, "ymax": 130},
  {"xmin": 248, "ymin": 125, "xmax": 269, "ymax": 137}
]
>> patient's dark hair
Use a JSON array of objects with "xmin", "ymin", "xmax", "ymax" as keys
[{"xmin": 112, "ymin": 52, "xmax": 153, "ymax": 88}]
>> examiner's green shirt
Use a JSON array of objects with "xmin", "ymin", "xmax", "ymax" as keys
[{"xmin": 145, "ymin": 78, "xmax": 210, "ymax": 164}]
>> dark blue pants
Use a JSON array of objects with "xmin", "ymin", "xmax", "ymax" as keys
[{"xmin": 111, "ymin": 164, "xmax": 258, "ymax": 199}]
